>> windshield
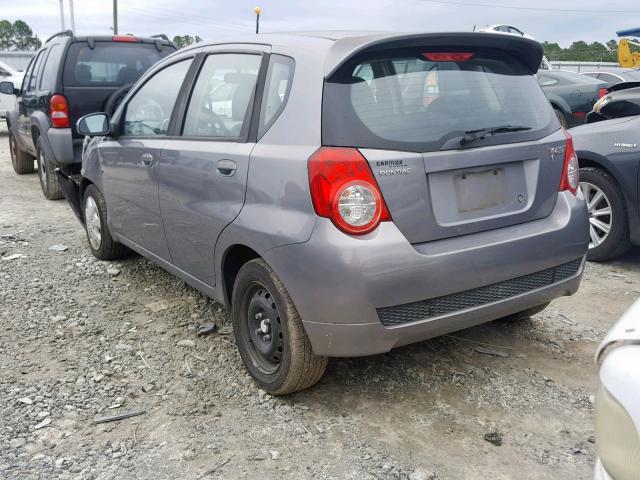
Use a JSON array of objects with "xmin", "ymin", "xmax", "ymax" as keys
[
  {"xmin": 63, "ymin": 41, "xmax": 175, "ymax": 87},
  {"xmin": 323, "ymin": 48, "xmax": 555, "ymax": 152}
]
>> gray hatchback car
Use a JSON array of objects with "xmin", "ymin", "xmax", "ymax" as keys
[{"xmin": 60, "ymin": 32, "xmax": 589, "ymax": 394}]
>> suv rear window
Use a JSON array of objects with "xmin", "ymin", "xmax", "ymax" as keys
[
  {"xmin": 323, "ymin": 48, "xmax": 555, "ymax": 152},
  {"xmin": 63, "ymin": 41, "xmax": 175, "ymax": 87}
]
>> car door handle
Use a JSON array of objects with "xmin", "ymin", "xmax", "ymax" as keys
[
  {"xmin": 216, "ymin": 159, "xmax": 236, "ymax": 177},
  {"xmin": 140, "ymin": 153, "xmax": 154, "ymax": 167}
]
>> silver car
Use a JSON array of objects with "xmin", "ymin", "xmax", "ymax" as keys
[
  {"xmin": 60, "ymin": 32, "xmax": 589, "ymax": 394},
  {"xmin": 594, "ymin": 300, "xmax": 640, "ymax": 480}
]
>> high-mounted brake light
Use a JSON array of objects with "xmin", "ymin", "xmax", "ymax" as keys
[
  {"xmin": 598, "ymin": 87, "xmax": 608, "ymax": 99},
  {"xmin": 49, "ymin": 94, "xmax": 70, "ymax": 129},
  {"xmin": 308, "ymin": 147, "xmax": 391, "ymax": 235},
  {"xmin": 423, "ymin": 52, "xmax": 474, "ymax": 62},
  {"xmin": 559, "ymin": 129, "xmax": 579, "ymax": 195},
  {"xmin": 112, "ymin": 35, "xmax": 137, "ymax": 42}
]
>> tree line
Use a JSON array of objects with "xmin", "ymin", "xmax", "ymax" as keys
[
  {"xmin": 0, "ymin": 18, "xmax": 632, "ymax": 63},
  {"xmin": 0, "ymin": 20, "xmax": 42, "ymax": 51},
  {"xmin": 542, "ymin": 40, "xmax": 621, "ymax": 62}
]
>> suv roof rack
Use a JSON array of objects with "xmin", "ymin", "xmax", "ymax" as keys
[
  {"xmin": 150, "ymin": 34, "xmax": 170, "ymax": 42},
  {"xmin": 45, "ymin": 30, "xmax": 74, "ymax": 44}
]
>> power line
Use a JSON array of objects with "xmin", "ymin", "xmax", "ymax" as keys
[{"xmin": 422, "ymin": 0, "xmax": 640, "ymax": 14}]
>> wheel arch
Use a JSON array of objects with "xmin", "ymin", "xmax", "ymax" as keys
[{"xmin": 221, "ymin": 244, "xmax": 261, "ymax": 307}]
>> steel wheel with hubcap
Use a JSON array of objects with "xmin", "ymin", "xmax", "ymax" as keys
[
  {"xmin": 82, "ymin": 185, "xmax": 129, "ymax": 260},
  {"xmin": 233, "ymin": 258, "xmax": 327, "ymax": 395},
  {"xmin": 84, "ymin": 196, "xmax": 102, "ymax": 251},
  {"xmin": 580, "ymin": 181, "xmax": 612, "ymax": 249},
  {"xmin": 578, "ymin": 167, "xmax": 631, "ymax": 261}
]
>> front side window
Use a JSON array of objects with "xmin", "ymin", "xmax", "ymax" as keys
[
  {"xmin": 258, "ymin": 55, "xmax": 294, "ymax": 138},
  {"xmin": 182, "ymin": 53, "xmax": 261, "ymax": 139},
  {"xmin": 124, "ymin": 59, "xmax": 191, "ymax": 136}
]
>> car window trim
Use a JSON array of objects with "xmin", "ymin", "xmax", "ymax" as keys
[
  {"xmin": 257, "ymin": 54, "xmax": 295, "ymax": 140},
  {"xmin": 115, "ymin": 55, "xmax": 196, "ymax": 140},
  {"xmin": 170, "ymin": 49, "xmax": 269, "ymax": 144},
  {"xmin": 28, "ymin": 49, "xmax": 47, "ymax": 93},
  {"xmin": 38, "ymin": 44, "xmax": 61, "ymax": 91}
]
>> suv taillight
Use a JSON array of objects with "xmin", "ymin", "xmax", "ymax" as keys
[
  {"xmin": 308, "ymin": 147, "xmax": 391, "ymax": 235},
  {"xmin": 559, "ymin": 129, "xmax": 579, "ymax": 195},
  {"xmin": 50, "ymin": 94, "xmax": 70, "ymax": 128}
]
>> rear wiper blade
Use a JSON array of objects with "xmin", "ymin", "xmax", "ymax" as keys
[{"xmin": 460, "ymin": 125, "xmax": 531, "ymax": 146}]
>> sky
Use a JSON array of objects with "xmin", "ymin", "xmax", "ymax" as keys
[{"xmin": 1, "ymin": 0, "xmax": 638, "ymax": 48}]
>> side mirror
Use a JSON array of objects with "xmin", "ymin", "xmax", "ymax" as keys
[
  {"xmin": 0, "ymin": 81, "xmax": 16, "ymax": 95},
  {"xmin": 77, "ymin": 112, "xmax": 110, "ymax": 136}
]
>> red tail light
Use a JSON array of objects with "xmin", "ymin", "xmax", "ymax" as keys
[
  {"xmin": 308, "ymin": 147, "xmax": 391, "ymax": 235},
  {"xmin": 49, "ymin": 94, "xmax": 70, "ymax": 128},
  {"xmin": 423, "ymin": 52, "xmax": 474, "ymax": 62},
  {"xmin": 559, "ymin": 129, "xmax": 579, "ymax": 195},
  {"xmin": 112, "ymin": 35, "xmax": 137, "ymax": 42},
  {"xmin": 598, "ymin": 87, "xmax": 608, "ymax": 99}
]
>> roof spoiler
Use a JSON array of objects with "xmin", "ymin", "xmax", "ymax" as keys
[
  {"xmin": 607, "ymin": 81, "xmax": 640, "ymax": 93},
  {"xmin": 325, "ymin": 32, "xmax": 544, "ymax": 78}
]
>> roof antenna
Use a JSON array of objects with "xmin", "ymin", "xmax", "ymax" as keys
[{"xmin": 473, "ymin": 25, "xmax": 476, "ymax": 32}]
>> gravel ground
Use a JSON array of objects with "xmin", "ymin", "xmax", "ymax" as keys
[{"xmin": 1, "ymin": 123, "xmax": 639, "ymax": 480}]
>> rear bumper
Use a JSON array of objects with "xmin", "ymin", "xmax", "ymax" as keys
[
  {"xmin": 264, "ymin": 191, "xmax": 589, "ymax": 357},
  {"xmin": 45, "ymin": 128, "xmax": 80, "ymax": 165}
]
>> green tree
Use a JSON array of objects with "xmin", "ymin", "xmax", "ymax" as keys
[
  {"xmin": 0, "ymin": 20, "xmax": 41, "ymax": 51},
  {"xmin": 0, "ymin": 20, "xmax": 15, "ymax": 50},
  {"xmin": 12, "ymin": 20, "xmax": 41, "ymax": 50},
  {"xmin": 171, "ymin": 35, "xmax": 202, "ymax": 49}
]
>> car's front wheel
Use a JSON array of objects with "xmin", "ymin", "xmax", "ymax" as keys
[
  {"xmin": 9, "ymin": 132, "xmax": 34, "ymax": 174},
  {"xmin": 579, "ymin": 168, "xmax": 631, "ymax": 261},
  {"xmin": 232, "ymin": 258, "xmax": 328, "ymax": 395},
  {"xmin": 83, "ymin": 184, "xmax": 129, "ymax": 260},
  {"xmin": 36, "ymin": 137, "xmax": 63, "ymax": 200}
]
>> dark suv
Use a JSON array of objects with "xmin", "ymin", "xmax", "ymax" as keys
[{"xmin": 1, "ymin": 31, "xmax": 175, "ymax": 199}]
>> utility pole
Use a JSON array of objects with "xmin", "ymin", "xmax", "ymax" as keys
[
  {"xmin": 113, "ymin": 0, "xmax": 119, "ymax": 35},
  {"xmin": 69, "ymin": 0, "xmax": 76, "ymax": 33},
  {"xmin": 58, "ymin": 0, "xmax": 66, "ymax": 30},
  {"xmin": 254, "ymin": 6, "xmax": 261, "ymax": 34}
]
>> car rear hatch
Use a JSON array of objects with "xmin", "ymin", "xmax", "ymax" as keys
[
  {"xmin": 62, "ymin": 37, "xmax": 175, "ymax": 137},
  {"xmin": 322, "ymin": 33, "xmax": 565, "ymax": 244}
]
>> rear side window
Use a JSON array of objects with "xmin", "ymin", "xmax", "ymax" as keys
[
  {"xmin": 39, "ymin": 44, "xmax": 62, "ymax": 91},
  {"xmin": 258, "ymin": 55, "xmax": 294, "ymax": 138},
  {"xmin": 323, "ymin": 48, "xmax": 555, "ymax": 153},
  {"xmin": 182, "ymin": 53, "xmax": 261, "ymax": 139},
  {"xmin": 63, "ymin": 41, "xmax": 175, "ymax": 87},
  {"xmin": 27, "ymin": 50, "xmax": 46, "ymax": 92}
]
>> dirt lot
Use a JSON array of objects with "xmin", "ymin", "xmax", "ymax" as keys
[{"xmin": 1, "ymin": 123, "xmax": 639, "ymax": 480}]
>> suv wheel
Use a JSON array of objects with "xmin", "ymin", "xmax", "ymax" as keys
[
  {"xmin": 579, "ymin": 167, "xmax": 631, "ymax": 261},
  {"xmin": 232, "ymin": 258, "xmax": 328, "ymax": 395},
  {"xmin": 36, "ymin": 138, "xmax": 64, "ymax": 200},
  {"xmin": 9, "ymin": 132, "xmax": 34, "ymax": 174},
  {"xmin": 83, "ymin": 184, "xmax": 129, "ymax": 260}
]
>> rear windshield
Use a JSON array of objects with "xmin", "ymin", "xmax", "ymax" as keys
[
  {"xmin": 63, "ymin": 41, "xmax": 175, "ymax": 87},
  {"xmin": 323, "ymin": 48, "xmax": 556, "ymax": 152}
]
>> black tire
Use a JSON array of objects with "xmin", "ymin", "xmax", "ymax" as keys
[
  {"xmin": 579, "ymin": 167, "xmax": 631, "ymax": 261},
  {"xmin": 36, "ymin": 137, "xmax": 64, "ymax": 200},
  {"xmin": 103, "ymin": 84, "xmax": 132, "ymax": 117},
  {"xmin": 554, "ymin": 108, "xmax": 568, "ymax": 128},
  {"xmin": 510, "ymin": 302, "xmax": 550, "ymax": 320},
  {"xmin": 232, "ymin": 258, "xmax": 328, "ymax": 395},
  {"xmin": 9, "ymin": 131, "xmax": 34, "ymax": 174},
  {"xmin": 83, "ymin": 184, "xmax": 129, "ymax": 260}
]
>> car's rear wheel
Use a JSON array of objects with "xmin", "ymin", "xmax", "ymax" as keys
[
  {"xmin": 83, "ymin": 184, "xmax": 129, "ymax": 260},
  {"xmin": 579, "ymin": 167, "xmax": 631, "ymax": 261},
  {"xmin": 9, "ymin": 132, "xmax": 34, "ymax": 174},
  {"xmin": 232, "ymin": 258, "xmax": 328, "ymax": 395},
  {"xmin": 36, "ymin": 137, "xmax": 64, "ymax": 200},
  {"xmin": 554, "ymin": 108, "xmax": 568, "ymax": 128}
]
